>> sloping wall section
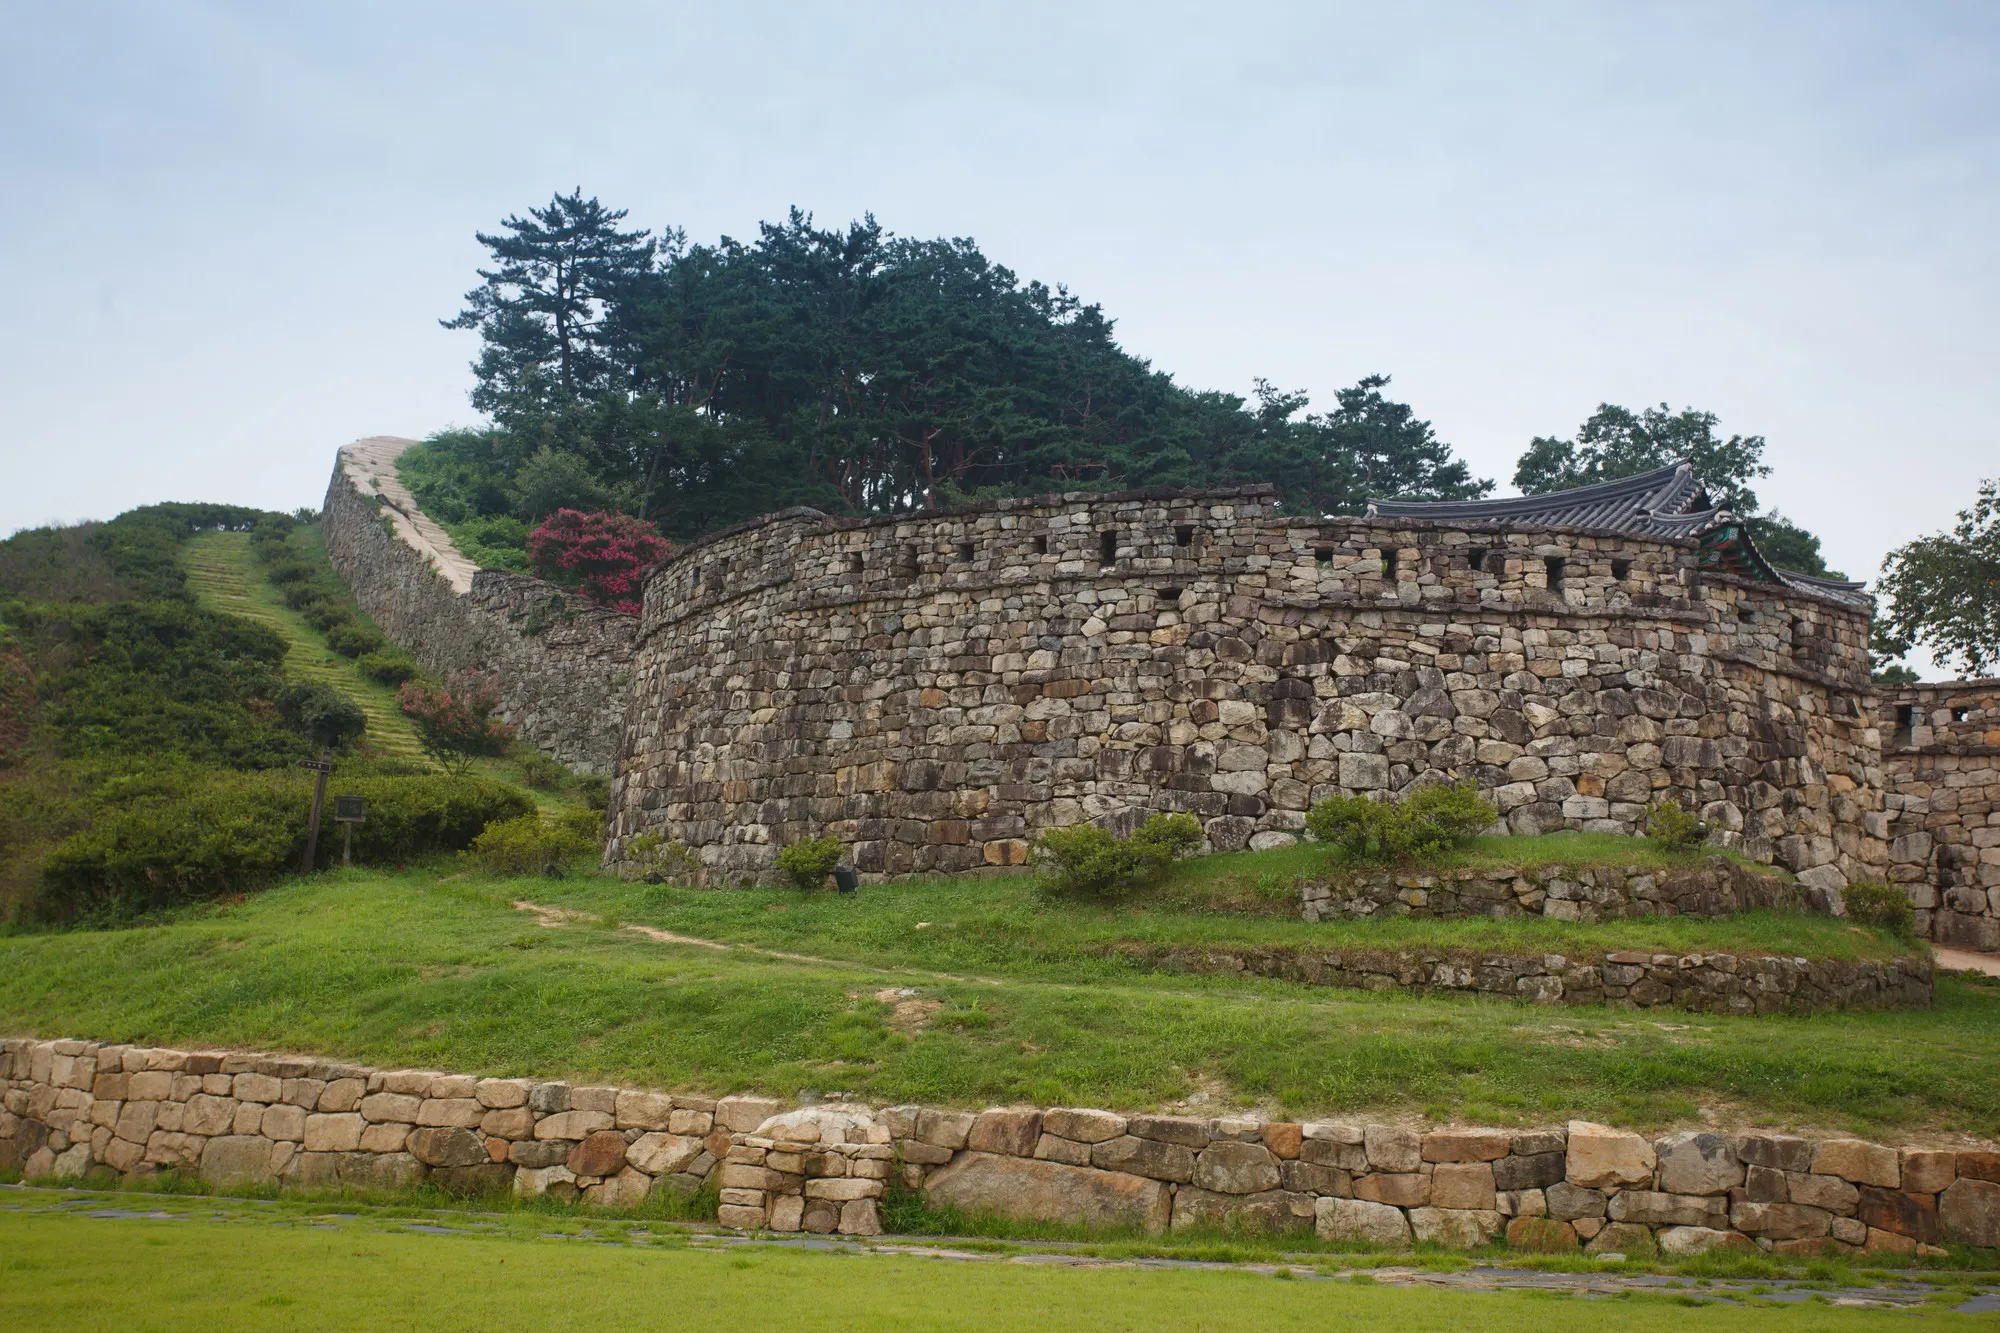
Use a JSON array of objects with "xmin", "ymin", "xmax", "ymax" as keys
[{"xmin": 320, "ymin": 437, "xmax": 635, "ymax": 774}]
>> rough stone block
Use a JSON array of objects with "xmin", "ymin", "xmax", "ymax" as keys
[
  {"xmin": 1607, "ymin": 1190, "xmax": 1727, "ymax": 1228},
  {"xmin": 415, "ymin": 1098, "xmax": 484, "ymax": 1128},
  {"xmin": 1192, "ymin": 1141, "xmax": 1281, "ymax": 1195},
  {"xmin": 303, "ymin": 1113, "xmax": 365, "ymax": 1153},
  {"xmin": 534, "ymin": 1110, "xmax": 613, "ymax": 1140},
  {"xmin": 1786, "ymin": 1172, "xmax": 1860, "ymax": 1213},
  {"xmin": 1655, "ymin": 1131, "xmax": 1743, "ymax": 1196},
  {"xmin": 1363, "ymin": 1125, "xmax": 1422, "ymax": 1173},
  {"xmin": 568, "ymin": 1129, "xmax": 631, "ymax": 1178},
  {"xmin": 1408, "ymin": 1207, "xmax": 1503, "ymax": 1247},
  {"xmin": 1422, "ymin": 1128, "xmax": 1511, "ymax": 1163},
  {"xmin": 359, "ymin": 1093, "xmax": 422, "ymax": 1124},
  {"xmin": 716, "ymin": 1095, "xmax": 784, "ymax": 1133},
  {"xmin": 260, "ymin": 1103, "xmax": 307, "ymax": 1142},
  {"xmin": 1430, "ymin": 1162, "xmax": 1496, "ymax": 1211},
  {"xmin": 616, "ymin": 1091, "xmax": 675, "ymax": 1131},
  {"xmin": 966, "ymin": 1108, "xmax": 1041, "ymax": 1157},
  {"xmin": 1544, "ymin": 1182, "xmax": 1607, "ymax": 1220},
  {"xmin": 1128, "ymin": 1115, "xmax": 1212, "ymax": 1148},
  {"xmin": 1733, "ymin": 1133, "xmax": 1815, "ymax": 1174},
  {"xmin": 408, "ymin": 1127, "xmax": 488, "ymax": 1169},
  {"xmin": 1042, "ymin": 1109, "xmax": 1125, "ymax": 1144},
  {"xmin": 1858, "ymin": 1187, "xmax": 1939, "ymax": 1243},
  {"xmin": 359, "ymin": 1122, "xmax": 411, "ymax": 1154},
  {"xmin": 480, "ymin": 1107, "xmax": 535, "ymax": 1140},
  {"xmin": 1900, "ymin": 1150, "xmax": 1957, "ymax": 1195},
  {"xmin": 1353, "ymin": 1173, "xmax": 1429, "ymax": 1208},
  {"xmin": 1657, "ymin": 1226, "xmax": 1754, "ymax": 1256},
  {"xmin": 923, "ymin": 1152, "xmax": 1172, "ymax": 1234},
  {"xmin": 1316, "ymin": 1196, "xmax": 1411, "ymax": 1246},
  {"xmin": 1492, "ymin": 1151, "xmax": 1564, "ymax": 1193},
  {"xmin": 317, "ymin": 1079, "xmax": 365, "ymax": 1113},
  {"xmin": 1505, "ymin": 1216, "xmax": 1578, "ymax": 1252},
  {"xmin": 201, "ymin": 1135, "xmax": 280, "ymax": 1186},
  {"xmin": 627, "ymin": 1132, "xmax": 703, "ymax": 1176},
  {"xmin": 839, "ymin": 1199, "xmax": 882, "ymax": 1235},
  {"xmin": 1565, "ymin": 1121, "xmax": 1655, "ymax": 1189},
  {"xmin": 475, "ymin": 1079, "xmax": 531, "ymax": 1109},
  {"xmin": 1940, "ymin": 1179, "xmax": 2000, "ymax": 1247},
  {"xmin": 1812, "ymin": 1138, "xmax": 1900, "ymax": 1188}
]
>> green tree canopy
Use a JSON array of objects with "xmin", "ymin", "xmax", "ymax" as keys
[
  {"xmin": 1875, "ymin": 478, "xmax": 2000, "ymax": 676},
  {"xmin": 428, "ymin": 200, "xmax": 1492, "ymax": 542}
]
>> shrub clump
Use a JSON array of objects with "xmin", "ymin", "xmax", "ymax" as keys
[
  {"xmin": 774, "ymin": 833, "xmax": 844, "ymax": 890},
  {"xmin": 275, "ymin": 682, "xmax": 367, "ymax": 751},
  {"xmin": 1304, "ymin": 780, "xmax": 1496, "ymax": 865},
  {"xmin": 1645, "ymin": 799, "xmax": 1709, "ymax": 853},
  {"xmin": 38, "ymin": 767, "xmax": 534, "ymax": 920},
  {"xmin": 357, "ymin": 651, "xmax": 419, "ymax": 686},
  {"xmin": 624, "ymin": 832, "xmax": 703, "ymax": 885},
  {"xmin": 1844, "ymin": 882, "xmax": 1916, "ymax": 937},
  {"xmin": 463, "ymin": 807, "xmax": 604, "ymax": 875},
  {"xmin": 1034, "ymin": 812, "xmax": 1205, "ymax": 899},
  {"xmin": 398, "ymin": 671, "xmax": 516, "ymax": 774}
]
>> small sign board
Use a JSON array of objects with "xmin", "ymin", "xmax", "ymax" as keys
[
  {"xmin": 333, "ymin": 795, "xmax": 366, "ymax": 823},
  {"xmin": 297, "ymin": 758, "xmax": 335, "ymax": 774}
]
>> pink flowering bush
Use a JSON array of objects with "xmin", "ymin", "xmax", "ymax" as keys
[
  {"xmin": 398, "ymin": 670, "xmax": 517, "ymax": 774},
  {"xmin": 526, "ymin": 509, "xmax": 674, "ymax": 615}
]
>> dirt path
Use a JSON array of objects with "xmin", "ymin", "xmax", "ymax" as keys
[
  {"xmin": 1935, "ymin": 946, "xmax": 2000, "ymax": 979},
  {"xmin": 511, "ymin": 899, "xmax": 1003, "ymax": 984}
]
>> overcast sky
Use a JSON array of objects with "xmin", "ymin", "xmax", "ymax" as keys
[{"xmin": 4, "ymin": 2, "xmax": 1995, "ymax": 671}]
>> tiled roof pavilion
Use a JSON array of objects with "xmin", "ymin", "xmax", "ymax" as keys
[{"xmin": 1367, "ymin": 462, "xmax": 1869, "ymax": 608}]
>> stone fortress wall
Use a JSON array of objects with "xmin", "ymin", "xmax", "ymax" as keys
[
  {"xmin": 1878, "ymin": 679, "xmax": 2000, "ymax": 950},
  {"xmin": 7, "ymin": 1037, "xmax": 1997, "ymax": 1252},
  {"xmin": 321, "ymin": 438, "xmax": 635, "ymax": 773},
  {"xmin": 608, "ymin": 484, "xmax": 1888, "ymax": 893}
]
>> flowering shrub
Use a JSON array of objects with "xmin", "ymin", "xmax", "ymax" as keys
[
  {"xmin": 397, "ymin": 670, "xmax": 516, "ymax": 774},
  {"xmin": 526, "ymin": 509, "xmax": 674, "ymax": 615}
]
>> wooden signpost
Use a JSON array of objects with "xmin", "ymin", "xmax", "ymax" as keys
[{"xmin": 297, "ymin": 752, "xmax": 334, "ymax": 873}]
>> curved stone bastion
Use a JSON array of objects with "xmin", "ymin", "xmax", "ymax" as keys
[
  {"xmin": 8, "ymin": 1038, "xmax": 1995, "ymax": 1252},
  {"xmin": 608, "ymin": 484, "xmax": 1887, "ymax": 886}
]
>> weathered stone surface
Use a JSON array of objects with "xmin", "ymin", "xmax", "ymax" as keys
[
  {"xmin": 1733, "ymin": 1133, "xmax": 1815, "ymax": 1174},
  {"xmin": 1657, "ymin": 1226, "xmax": 1754, "ymax": 1256},
  {"xmin": 1353, "ymin": 1173, "xmax": 1429, "ymax": 1207},
  {"xmin": 1940, "ymin": 1179, "xmax": 2000, "ymax": 1248},
  {"xmin": 1655, "ymin": 1132, "xmax": 1742, "ymax": 1196},
  {"xmin": 627, "ymin": 1133, "xmax": 703, "ymax": 1176},
  {"xmin": 1171, "ymin": 1187, "xmax": 1312, "ymax": 1233},
  {"xmin": 1585, "ymin": 1221, "xmax": 1657, "ymax": 1257},
  {"xmin": 514, "ymin": 1164, "xmax": 577, "ymax": 1199},
  {"xmin": 1730, "ymin": 1201, "xmax": 1832, "ymax": 1239},
  {"xmin": 914, "ymin": 1108, "xmax": 978, "ymax": 1149},
  {"xmin": 479, "ymin": 1107, "xmax": 535, "ymax": 1140},
  {"xmin": 1042, "ymin": 1109, "xmax": 1125, "ymax": 1144},
  {"xmin": 1900, "ymin": 1150, "xmax": 1957, "ymax": 1195},
  {"xmin": 1607, "ymin": 1190, "xmax": 1727, "ymax": 1228},
  {"xmin": 407, "ymin": 1127, "xmax": 488, "ymax": 1169},
  {"xmin": 201, "ymin": 1135, "xmax": 279, "ymax": 1186},
  {"xmin": 924, "ymin": 1152, "xmax": 1171, "ymax": 1234},
  {"xmin": 1565, "ymin": 1121, "xmax": 1655, "ymax": 1189},
  {"xmin": 1128, "ymin": 1115, "xmax": 1211, "ymax": 1148},
  {"xmin": 1493, "ymin": 1151, "xmax": 1565, "ymax": 1193},
  {"xmin": 568, "ymin": 1130, "xmax": 631, "ymax": 1178},
  {"xmin": 1191, "ymin": 1141, "xmax": 1281, "ymax": 1195},
  {"xmin": 1858, "ymin": 1187, "xmax": 1939, "ymax": 1242},
  {"xmin": 1316, "ymin": 1197, "xmax": 1411, "ymax": 1246},
  {"xmin": 1409, "ymin": 1207, "xmax": 1503, "ymax": 1246},
  {"xmin": 475, "ymin": 1079, "xmax": 531, "ymax": 1109},
  {"xmin": 1364, "ymin": 1125, "xmax": 1422, "ymax": 1173},
  {"xmin": 588, "ymin": 1167, "xmax": 652, "ymax": 1209},
  {"xmin": 1091, "ymin": 1135, "xmax": 1195, "ymax": 1183},
  {"xmin": 534, "ymin": 1110, "xmax": 613, "ymax": 1140},
  {"xmin": 359, "ymin": 1093, "xmax": 421, "ymax": 1125},
  {"xmin": 1813, "ymin": 1139, "xmax": 1900, "ymax": 1188},
  {"xmin": 1786, "ymin": 1172, "xmax": 1860, "ymax": 1213},
  {"xmin": 1429, "ymin": 1162, "xmax": 1496, "ymax": 1211},
  {"xmin": 415, "ymin": 1098, "xmax": 484, "ymax": 1128},
  {"xmin": 1422, "ymin": 1129, "xmax": 1511, "ymax": 1163},
  {"xmin": 966, "ymin": 1109, "xmax": 1041, "ymax": 1157},
  {"xmin": 840, "ymin": 1199, "xmax": 882, "ymax": 1235},
  {"xmin": 1505, "ymin": 1217, "xmax": 1578, "ymax": 1252}
]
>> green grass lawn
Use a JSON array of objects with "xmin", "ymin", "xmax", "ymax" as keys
[
  {"xmin": 2, "ymin": 1193, "xmax": 1989, "ymax": 1331},
  {"xmin": 2, "ymin": 867, "xmax": 1991, "ymax": 1134}
]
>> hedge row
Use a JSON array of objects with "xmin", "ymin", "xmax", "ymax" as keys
[{"xmin": 38, "ymin": 766, "xmax": 537, "ymax": 920}]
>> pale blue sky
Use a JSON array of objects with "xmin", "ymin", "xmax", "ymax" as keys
[{"xmin": 3, "ymin": 2, "xmax": 1996, "ymax": 672}]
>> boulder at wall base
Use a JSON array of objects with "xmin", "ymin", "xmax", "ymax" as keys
[
  {"xmin": 200, "ymin": 1136, "xmax": 280, "ymax": 1186},
  {"xmin": 1505, "ymin": 1217, "xmax": 1578, "ymax": 1252},
  {"xmin": 1408, "ymin": 1208, "xmax": 1504, "ymax": 1247},
  {"xmin": 922, "ymin": 1152, "xmax": 1171, "ymax": 1234},
  {"xmin": 1657, "ymin": 1226, "xmax": 1756, "ymax": 1256},
  {"xmin": 1586, "ymin": 1222, "xmax": 1658, "ymax": 1258},
  {"xmin": 1169, "ymin": 1187, "xmax": 1313, "ymax": 1233},
  {"xmin": 1315, "ymin": 1197, "xmax": 1412, "ymax": 1247},
  {"xmin": 407, "ymin": 1127, "xmax": 488, "ymax": 1169}
]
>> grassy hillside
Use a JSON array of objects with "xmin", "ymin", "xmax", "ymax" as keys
[
  {"xmin": 1, "ymin": 863, "xmax": 1989, "ymax": 1135},
  {"xmin": 182, "ymin": 529, "xmax": 425, "ymax": 761}
]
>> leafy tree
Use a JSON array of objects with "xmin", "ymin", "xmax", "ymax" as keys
[
  {"xmin": 1745, "ymin": 513, "xmax": 1844, "ymax": 580},
  {"xmin": 443, "ymin": 191, "xmax": 656, "ymax": 415},
  {"xmin": 1875, "ymin": 478, "xmax": 2000, "ymax": 675},
  {"xmin": 398, "ymin": 671, "xmax": 517, "ymax": 775},
  {"xmin": 275, "ymin": 682, "xmax": 367, "ymax": 751},
  {"xmin": 526, "ymin": 509, "xmax": 674, "ymax": 614}
]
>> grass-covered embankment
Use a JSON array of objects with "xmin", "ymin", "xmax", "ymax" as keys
[{"xmin": 0, "ymin": 866, "xmax": 1988, "ymax": 1135}]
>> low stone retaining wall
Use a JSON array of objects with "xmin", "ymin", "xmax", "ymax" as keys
[
  {"xmin": 1122, "ymin": 945, "xmax": 1932, "ymax": 1014},
  {"xmin": 1299, "ymin": 856, "xmax": 1803, "ymax": 922},
  {"xmin": 7, "ymin": 1037, "xmax": 1996, "ymax": 1254}
]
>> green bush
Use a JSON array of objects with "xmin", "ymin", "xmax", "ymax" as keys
[
  {"xmin": 463, "ymin": 807, "xmax": 604, "ymax": 875},
  {"xmin": 357, "ymin": 652, "xmax": 419, "ymax": 686},
  {"xmin": 1845, "ymin": 882, "xmax": 1916, "ymax": 936},
  {"xmin": 325, "ymin": 622, "xmax": 387, "ymax": 657},
  {"xmin": 1034, "ymin": 812, "xmax": 1207, "ymax": 899},
  {"xmin": 574, "ymin": 773, "xmax": 612, "ymax": 811},
  {"xmin": 1304, "ymin": 780, "xmax": 1496, "ymax": 865},
  {"xmin": 1645, "ymin": 799, "xmax": 1709, "ymax": 853},
  {"xmin": 518, "ymin": 751, "xmax": 570, "ymax": 790},
  {"xmin": 275, "ymin": 682, "xmax": 367, "ymax": 751},
  {"xmin": 37, "ymin": 767, "xmax": 533, "ymax": 920},
  {"xmin": 774, "ymin": 833, "xmax": 844, "ymax": 890},
  {"xmin": 624, "ymin": 832, "xmax": 703, "ymax": 885}
]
